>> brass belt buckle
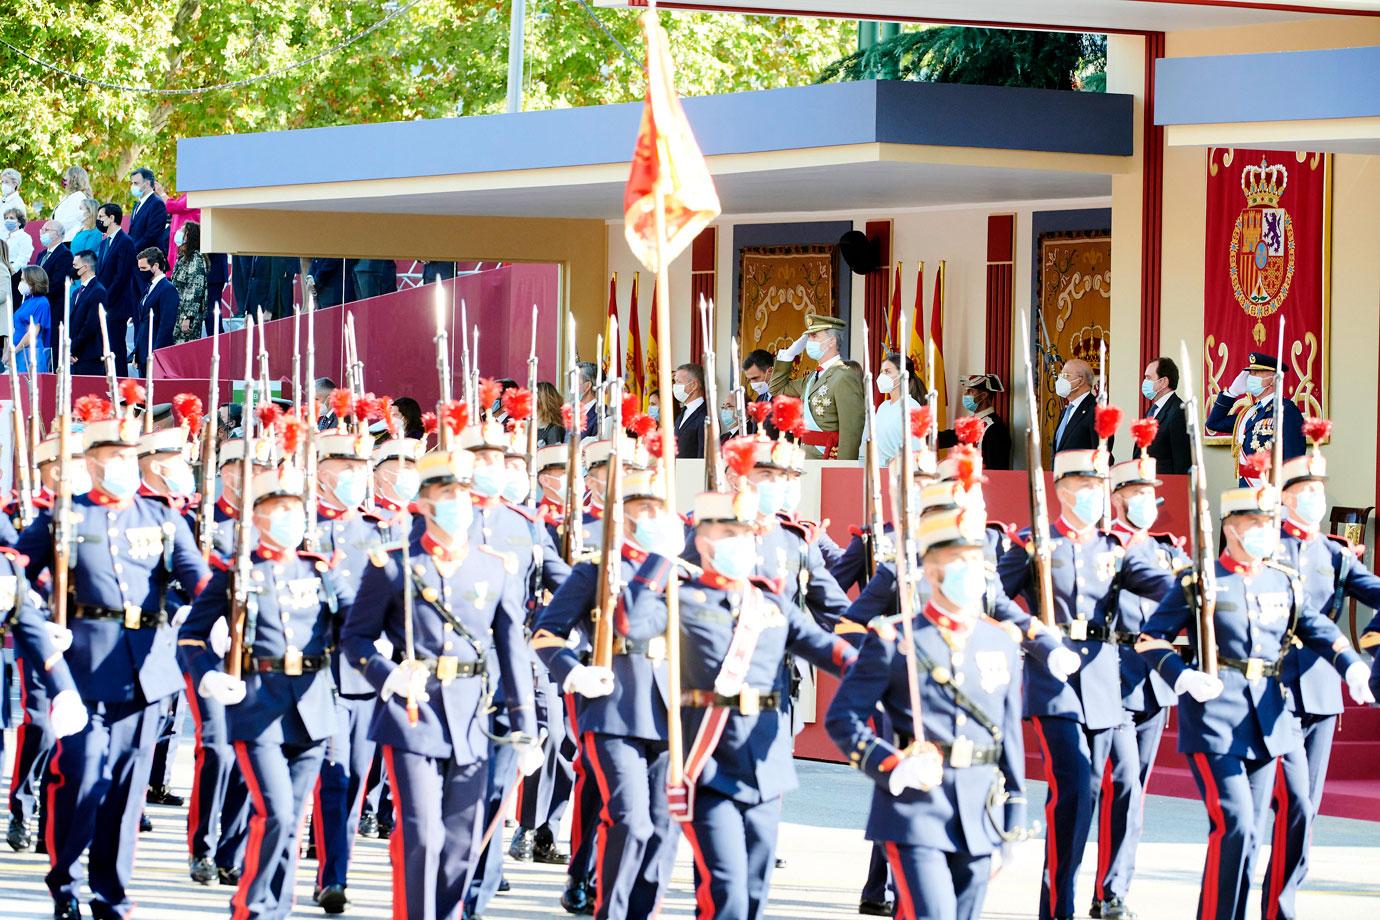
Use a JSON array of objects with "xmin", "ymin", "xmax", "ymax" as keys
[
  {"xmin": 1067, "ymin": 619, "xmax": 1088, "ymax": 642},
  {"xmin": 124, "ymin": 605, "xmax": 143, "ymax": 630},
  {"xmin": 283, "ymin": 646, "xmax": 303, "ymax": 677},
  {"xmin": 435, "ymin": 655, "xmax": 458, "ymax": 683},
  {"xmin": 949, "ymin": 736, "xmax": 974, "ymax": 769},
  {"xmin": 739, "ymin": 686, "xmax": 760, "ymax": 716},
  {"xmin": 1245, "ymin": 658, "xmax": 1264, "ymax": 681}
]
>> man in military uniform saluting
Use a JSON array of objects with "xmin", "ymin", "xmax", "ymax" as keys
[
  {"xmin": 1206, "ymin": 352, "xmax": 1304, "ymax": 486},
  {"xmin": 769, "ymin": 313, "xmax": 864, "ymax": 460}
]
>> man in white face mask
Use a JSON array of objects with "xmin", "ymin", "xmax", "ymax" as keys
[
  {"xmin": 1051, "ymin": 358, "xmax": 1098, "ymax": 454},
  {"xmin": 367, "ymin": 437, "xmax": 423, "ymax": 546},
  {"xmin": 1206, "ymin": 351, "xmax": 1306, "ymax": 486},
  {"xmin": 136, "ymin": 425, "xmax": 197, "ymax": 503}
]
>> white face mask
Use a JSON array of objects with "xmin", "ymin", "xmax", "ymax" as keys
[
  {"xmin": 17, "ymin": 281, "xmax": 30, "ymax": 297},
  {"xmin": 750, "ymin": 381, "xmax": 770, "ymax": 396},
  {"xmin": 672, "ymin": 383, "xmax": 689, "ymax": 403},
  {"xmin": 875, "ymin": 372, "xmax": 897, "ymax": 394},
  {"xmin": 0, "ymin": 183, "xmax": 13, "ymax": 197},
  {"xmin": 174, "ymin": 229, "xmax": 186, "ymax": 246},
  {"xmin": 1055, "ymin": 377, "xmax": 1073, "ymax": 399}
]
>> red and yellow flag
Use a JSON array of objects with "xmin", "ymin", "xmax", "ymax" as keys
[
  {"xmin": 930, "ymin": 260, "xmax": 949, "ymax": 429},
  {"xmin": 643, "ymin": 278, "xmax": 660, "ymax": 410},
  {"xmin": 909, "ymin": 262, "xmax": 926, "ymax": 379},
  {"xmin": 623, "ymin": 12, "xmax": 722, "ymax": 272},
  {"xmin": 625, "ymin": 273, "xmax": 644, "ymax": 408},
  {"xmin": 887, "ymin": 262, "xmax": 901, "ymax": 353},
  {"xmin": 602, "ymin": 273, "xmax": 619, "ymax": 378}
]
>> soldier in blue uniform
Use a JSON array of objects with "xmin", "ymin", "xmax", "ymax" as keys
[
  {"xmin": 530, "ymin": 452, "xmax": 684, "ymax": 920},
  {"xmin": 339, "ymin": 445, "xmax": 542, "ymax": 920},
  {"xmin": 1135, "ymin": 482, "xmax": 1373, "ymax": 920},
  {"xmin": 310, "ymin": 429, "xmax": 378, "ymax": 914},
  {"xmin": 1205, "ymin": 352, "xmax": 1305, "ymax": 486},
  {"xmin": 996, "ymin": 447, "xmax": 1175, "ymax": 920},
  {"xmin": 180, "ymin": 462, "xmax": 343, "ymax": 920},
  {"xmin": 1260, "ymin": 441, "xmax": 1380, "ymax": 918},
  {"xmin": 830, "ymin": 446, "xmax": 938, "ymax": 596},
  {"xmin": 636, "ymin": 489, "xmax": 857, "ymax": 920},
  {"xmin": 18, "ymin": 412, "xmax": 209, "ymax": 920},
  {"xmin": 1090, "ymin": 453, "xmax": 1188, "ymax": 919},
  {"xmin": 826, "ymin": 505, "xmax": 1027, "ymax": 920}
]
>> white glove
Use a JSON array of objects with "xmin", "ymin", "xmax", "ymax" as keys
[
  {"xmin": 209, "ymin": 617, "xmax": 231, "ymax": 657},
  {"xmin": 1345, "ymin": 661, "xmax": 1376, "ymax": 705},
  {"xmin": 1046, "ymin": 646, "xmax": 1081, "ymax": 683},
  {"xmin": 1225, "ymin": 370, "xmax": 1250, "ymax": 398},
  {"xmin": 514, "ymin": 736, "xmax": 546, "ymax": 777},
  {"xmin": 563, "ymin": 664, "xmax": 615, "ymax": 699},
  {"xmin": 1174, "ymin": 669, "xmax": 1224, "ymax": 703},
  {"xmin": 49, "ymin": 689, "xmax": 89, "ymax": 739},
  {"xmin": 776, "ymin": 333, "xmax": 807, "ymax": 362},
  {"xmin": 44, "ymin": 621, "xmax": 73, "ymax": 653},
  {"xmin": 199, "ymin": 670, "xmax": 247, "ymax": 706},
  {"xmin": 381, "ymin": 662, "xmax": 430, "ymax": 705},
  {"xmin": 888, "ymin": 745, "xmax": 944, "ymax": 795},
  {"xmin": 374, "ymin": 635, "xmax": 395, "ymax": 659},
  {"xmin": 172, "ymin": 604, "xmax": 193, "ymax": 628}
]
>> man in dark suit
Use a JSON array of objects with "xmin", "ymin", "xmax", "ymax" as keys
[
  {"xmin": 1135, "ymin": 356, "xmax": 1191, "ymax": 475},
  {"xmin": 352, "ymin": 259, "xmax": 397, "ymax": 300},
  {"xmin": 127, "ymin": 168, "xmax": 168, "ymax": 296},
  {"xmin": 231, "ymin": 255, "xmax": 270, "ymax": 316},
  {"xmin": 310, "ymin": 258, "xmax": 356, "ymax": 310},
  {"xmin": 672, "ymin": 362, "xmax": 707, "ymax": 459},
  {"xmin": 133, "ymin": 248, "xmax": 180, "ymax": 376},
  {"xmin": 1051, "ymin": 357, "xmax": 1099, "ymax": 454},
  {"xmin": 95, "ymin": 203, "xmax": 135, "ymax": 376},
  {"xmin": 68, "ymin": 251, "xmax": 110, "ymax": 375},
  {"xmin": 35, "ymin": 219, "xmax": 73, "ymax": 333}
]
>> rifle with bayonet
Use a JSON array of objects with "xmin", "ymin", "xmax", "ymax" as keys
[
  {"xmin": 96, "ymin": 304, "xmax": 121, "ymax": 414},
  {"xmin": 1019, "ymin": 311, "xmax": 1056, "ymax": 627},
  {"xmin": 1097, "ymin": 338, "xmax": 1112, "ymax": 527},
  {"xmin": 729, "ymin": 336, "xmax": 747, "ymax": 437},
  {"xmin": 894, "ymin": 304, "xmax": 926, "ymax": 744},
  {"xmin": 51, "ymin": 324, "xmax": 74, "ymax": 629},
  {"xmin": 525, "ymin": 305, "xmax": 540, "ymax": 508},
  {"xmin": 198, "ymin": 312, "xmax": 222, "ymax": 561},
  {"xmin": 434, "ymin": 283, "xmax": 454, "ymax": 448},
  {"xmin": 859, "ymin": 319, "xmax": 887, "ymax": 579},
  {"xmin": 26, "ymin": 327, "xmax": 42, "ymax": 489},
  {"xmin": 143, "ymin": 311, "xmax": 155, "ymax": 434},
  {"xmin": 6, "ymin": 337, "xmax": 35, "ymax": 528},
  {"xmin": 226, "ymin": 315, "xmax": 258, "ymax": 680},
  {"xmin": 303, "ymin": 277, "xmax": 320, "ymax": 550},
  {"xmin": 560, "ymin": 313, "xmax": 585, "ymax": 565},
  {"xmin": 591, "ymin": 374, "xmax": 626, "ymax": 670},
  {"xmin": 698, "ymin": 296, "xmax": 723, "ymax": 491},
  {"xmin": 1178, "ymin": 340, "xmax": 1218, "ymax": 677},
  {"xmin": 401, "ymin": 525, "xmax": 420, "ymax": 727},
  {"xmin": 1270, "ymin": 316, "xmax": 1286, "ymax": 499}
]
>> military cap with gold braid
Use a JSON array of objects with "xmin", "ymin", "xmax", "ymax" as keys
[
  {"xmin": 372, "ymin": 437, "xmax": 423, "ymax": 467},
  {"xmin": 417, "ymin": 449, "xmax": 474, "ymax": 487},
  {"xmin": 1110, "ymin": 456, "xmax": 1161, "ymax": 491},
  {"xmin": 1281, "ymin": 417, "xmax": 1332, "ymax": 488},
  {"xmin": 1053, "ymin": 448, "xmax": 1108, "ymax": 481},
  {"xmin": 138, "ymin": 427, "xmax": 192, "ymax": 459},
  {"xmin": 317, "ymin": 431, "xmax": 373, "ymax": 461},
  {"xmin": 623, "ymin": 467, "xmax": 668, "ymax": 503},
  {"xmin": 535, "ymin": 444, "xmax": 566, "ymax": 473},
  {"xmin": 917, "ymin": 506, "xmax": 988, "ymax": 555},
  {"xmin": 458, "ymin": 418, "xmax": 510, "ymax": 453},
  {"xmin": 251, "ymin": 465, "xmax": 306, "ymax": 506},
  {"xmin": 803, "ymin": 312, "xmax": 845, "ymax": 334},
  {"xmin": 35, "ymin": 435, "xmax": 82, "ymax": 467},
  {"xmin": 219, "ymin": 438, "xmax": 278, "ymax": 467},
  {"xmin": 693, "ymin": 490, "xmax": 757, "ymax": 526},
  {"xmin": 1221, "ymin": 483, "xmax": 1280, "ymax": 518}
]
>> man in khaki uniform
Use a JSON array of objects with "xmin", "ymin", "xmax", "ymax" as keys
[{"xmin": 769, "ymin": 312, "xmax": 864, "ymax": 460}]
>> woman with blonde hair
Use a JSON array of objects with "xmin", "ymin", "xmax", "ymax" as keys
[
  {"xmin": 535, "ymin": 380, "xmax": 567, "ymax": 447},
  {"xmin": 53, "ymin": 165, "xmax": 93, "ymax": 241},
  {"xmin": 70, "ymin": 197, "xmax": 103, "ymax": 258}
]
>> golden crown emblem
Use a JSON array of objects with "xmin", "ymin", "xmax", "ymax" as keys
[{"xmin": 1240, "ymin": 158, "xmax": 1288, "ymax": 208}]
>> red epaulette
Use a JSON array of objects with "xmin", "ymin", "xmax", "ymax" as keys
[
  {"xmin": 1106, "ymin": 529, "xmax": 1132, "ymax": 548},
  {"xmin": 504, "ymin": 501, "xmax": 539, "ymax": 523},
  {"xmin": 1150, "ymin": 531, "xmax": 1187, "ymax": 551},
  {"xmin": 298, "ymin": 549, "xmax": 338, "ymax": 572},
  {"xmin": 848, "ymin": 524, "xmax": 864, "ymax": 539},
  {"xmin": 779, "ymin": 517, "xmax": 810, "ymax": 541},
  {"xmin": 749, "ymin": 575, "xmax": 784, "ymax": 595},
  {"xmin": 1325, "ymin": 532, "xmax": 1366, "ymax": 559},
  {"xmin": 0, "ymin": 545, "xmax": 29, "ymax": 567},
  {"xmin": 208, "ymin": 554, "xmax": 232, "ymax": 572},
  {"xmin": 680, "ymin": 511, "xmax": 694, "ymax": 526}
]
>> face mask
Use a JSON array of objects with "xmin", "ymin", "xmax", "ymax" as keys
[
  {"xmin": 471, "ymin": 464, "xmax": 503, "ymax": 498},
  {"xmin": 672, "ymin": 383, "xmax": 689, "ymax": 403},
  {"xmin": 755, "ymin": 479, "xmax": 786, "ymax": 517},
  {"xmin": 161, "ymin": 464, "xmax": 195, "ymax": 498},
  {"xmin": 1239, "ymin": 525, "xmax": 1277, "ymax": 561},
  {"xmin": 939, "ymin": 558, "xmax": 986, "ymax": 610},
  {"xmin": 131, "ymin": 183, "xmax": 143, "ymax": 199},
  {"xmin": 719, "ymin": 408, "xmax": 736, "ymax": 429},
  {"xmin": 1124, "ymin": 493, "xmax": 1158, "ymax": 531},
  {"xmin": 39, "ymin": 232, "xmax": 54, "ymax": 247},
  {"xmin": 97, "ymin": 218, "xmax": 110, "ymax": 232},
  {"xmin": 331, "ymin": 469, "xmax": 367, "ymax": 508},
  {"xmin": 0, "ymin": 183, "xmax": 12, "ymax": 197},
  {"xmin": 751, "ymin": 381, "xmax": 770, "ymax": 396},
  {"xmin": 781, "ymin": 478, "xmax": 802, "ymax": 514},
  {"xmin": 633, "ymin": 514, "xmax": 678, "ymax": 555},
  {"xmin": 804, "ymin": 340, "xmax": 826, "ymax": 362},
  {"xmin": 490, "ymin": 399, "xmax": 502, "ymax": 415},
  {"xmin": 1292, "ymin": 491, "xmax": 1326, "ymax": 527},
  {"xmin": 1054, "ymin": 377, "xmax": 1073, "ymax": 399},
  {"xmin": 1141, "ymin": 379, "xmax": 1159, "ymax": 401},
  {"xmin": 97, "ymin": 459, "xmax": 139, "ymax": 500},
  {"xmin": 2, "ymin": 219, "xmax": 16, "ymax": 233},
  {"xmin": 18, "ymin": 281, "xmax": 30, "ymax": 297},
  {"xmin": 70, "ymin": 465, "xmax": 93, "ymax": 495},
  {"xmin": 266, "ymin": 507, "xmax": 306, "ymax": 550},
  {"xmin": 430, "ymin": 497, "xmax": 473, "ymax": 538},
  {"xmin": 501, "ymin": 468, "xmax": 530, "ymax": 504},
  {"xmin": 1245, "ymin": 375, "xmax": 1265, "ymax": 397},
  {"xmin": 174, "ymin": 229, "xmax": 185, "ymax": 246},
  {"xmin": 1071, "ymin": 487, "xmax": 1102, "ymax": 526},
  {"xmin": 647, "ymin": 405, "xmax": 660, "ymax": 423},
  {"xmin": 875, "ymin": 372, "xmax": 896, "ymax": 394},
  {"xmin": 961, "ymin": 394, "xmax": 978, "ymax": 413},
  {"xmin": 390, "ymin": 468, "xmax": 420, "ymax": 503},
  {"xmin": 709, "ymin": 535, "xmax": 757, "ymax": 580}
]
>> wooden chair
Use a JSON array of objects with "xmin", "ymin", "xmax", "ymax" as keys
[{"xmin": 1329, "ymin": 504, "xmax": 1374, "ymax": 647}]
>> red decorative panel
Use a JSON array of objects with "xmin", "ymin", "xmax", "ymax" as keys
[
  {"xmin": 690, "ymin": 227, "xmax": 717, "ymax": 367},
  {"xmin": 1138, "ymin": 32, "xmax": 1166, "ymax": 378},
  {"xmin": 863, "ymin": 220, "xmax": 893, "ymax": 395},
  {"xmin": 985, "ymin": 214, "xmax": 1015, "ymax": 423}
]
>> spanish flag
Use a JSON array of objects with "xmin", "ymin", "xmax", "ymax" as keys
[
  {"xmin": 909, "ymin": 261, "xmax": 926, "ymax": 381},
  {"xmin": 625, "ymin": 273, "xmax": 644, "ymax": 409},
  {"xmin": 887, "ymin": 262, "xmax": 901, "ymax": 353},
  {"xmin": 644, "ymin": 278, "xmax": 660, "ymax": 410},
  {"xmin": 603, "ymin": 273, "xmax": 620, "ymax": 378},
  {"xmin": 930, "ymin": 260, "xmax": 949, "ymax": 429}
]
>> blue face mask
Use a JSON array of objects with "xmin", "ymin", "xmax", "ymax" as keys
[
  {"xmin": 781, "ymin": 478, "xmax": 802, "ymax": 514},
  {"xmin": 1141, "ymin": 379, "xmax": 1158, "ymax": 401},
  {"xmin": 1292, "ymin": 491, "xmax": 1326, "ymax": 527},
  {"xmin": 961, "ymin": 394, "xmax": 978, "ymax": 413},
  {"xmin": 939, "ymin": 558, "xmax": 986, "ymax": 610},
  {"xmin": 648, "ymin": 405, "xmax": 660, "ymax": 423},
  {"xmin": 97, "ymin": 459, "xmax": 139, "ymax": 500},
  {"xmin": 710, "ymin": 535, "xmax": 757, "ymax": 580},
  {"xmin": 390, "ymin": 468, "xmax": 420, "ymax": 503},
  {"xmin": 1245, "ymin": 375, "xmax": 1265, "ymax": 397},
  {"xmin": 3, "ymin": 219, "xmax": 17, "ymax": 233},
  {"xmin": 1239, "ymin": 524, "xmax": 1277, "ymax": 560},
  {"xmin": 161, "ymin": 463, "xmax": 195, "ymax": 498},
  {"xmin": 501, "ymin": 468, "xmax": 530, "ymax": 504},
  {"xmin": 471, "ymin": 464, "xmax": 503, "ymax": 498},
  {"xmin": 267, "ymin": 507, "xmax": 306, "ymax": 550},
  {"xmin": 804, "ymin": 340, "xmax": 825, "ymax": 362},
  {"xmin": 755, "ymin": 479, "xmax": 786, "ymax": 517},
  {"xmin": 720, "ymin": 408, "xmax": 736, "ymax": 429},
  {"xmin": 430, "ymin": 498, "xmax": 473, "ymax": 538},
  {"xmin": 633, "ymin": 514, "xmax": 679, "ymax": 556},
  {"xmin": 1071, "ymin": 487, "xmax": 1102, "ymax": 526},
  {"xmin": 331, "ymin": 469, "xmax": 366, "ymax": 508},
  {"xmin": 1124, "ymin": 493, "xmax": 1158, "ymax": 531}
]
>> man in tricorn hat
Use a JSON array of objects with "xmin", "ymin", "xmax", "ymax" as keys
[
  {"xmin": 938, "ymin": 373, "xmax": 1011, "ymax": 470},
  {"xmin": 769, "ymin": 312, "xmax": 864, "ymax": 460},
  {"xmin": 1206, "ymin": 351, "xmax": 1304, "ymax": 485}
]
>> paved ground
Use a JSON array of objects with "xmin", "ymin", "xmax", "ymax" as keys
[{"xmin": 2, "ymin": 730, "xmax": 1377, "ymax": 918}]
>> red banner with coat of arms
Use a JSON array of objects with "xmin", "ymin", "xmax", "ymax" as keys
[{"xmin": 1202, "ymin": 148, "xmax": 1329, "ymax": 437}]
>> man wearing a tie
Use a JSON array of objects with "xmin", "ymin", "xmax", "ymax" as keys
[
  {"xmin": 1206, "ymin": 351, "xmax": 1305, "ymax": 485},
  {"xmin": 1134, "ymin": 356, "xmax": 1190, "ymax": 474},
  {"xmin": 769, "ymin": 312, "xmax": 864, "ymax": 460},
  {"xmin": 1051, "ymin": 358, "xmax": 1099, "ymax": 455}
]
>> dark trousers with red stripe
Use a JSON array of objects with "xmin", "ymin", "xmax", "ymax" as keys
[
  {"xmin": 1031, "ymin": 715, "xmax": 1114, "ymax": 920},
  {"xmin": 1260, "ymin": 731, "xmax": 1319, "ymax": 920},
  {"xmin": 232, "ymin": 737, "xmax": 325, "ymax": 920},
  {"xmin": 8, "ymin": 656, "xmax": 53, "ymax": 827},
  {"xmin": 149, "ymin": 688, "xmax": 188, "ymax": 790},
  {"xmin": 883, "ymin": 841, "xmax": 992, "ymax": 920},
  {"xmin": 1093, "ymin": 707, "xmax": 1166, "ymax": 904},
  {"xmin": 45, "ymin": 698, "xmax": 161, "ymax": 917},
  {"xmin": 1186, "ymin": 750, "xmax": 1308, "ymax": 920},
  {"xmin": 566, "ymin": 695, "xmax": 602, "ymax": 891},
  {"xmin": 860, "ymin": 709, "xmax": 894, "ymax": 906},
  {"xmin": 584, "ymin": 732, "xmax": 677, "ymax": 920},
  {"xmin": 681, "ymin": 787, "xmax": 783, "ymax": 920},
  {"xmin": 468, "ymin": 733, "xmax": 519, "ymax": 916},
  {"xmin": 183, "ymin": 677, "xmax": 251, "ymax": 866},
  {"xmin": 362, "ymin": 747, "xmax": 391, "ymax": 823},
  {"xmin": 314, "ymin": 694, "xmax": 375, "ymax": 890},
  {"xmin": 384, "ymin": 746, "xmax": 486, "ymax": 920}
]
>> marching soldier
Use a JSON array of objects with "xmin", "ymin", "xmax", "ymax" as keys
[
  {"xmin": 18, "ymin": 407, "xmax": 209, "ymax": 920},
  {"xmin": 997, "ymin": 447, "xmax": 1174, "ymax": 920},
  {"xmin": 639, "ymin": 489, "xmax": 858, "ymax": 920},
  {"xmin": 826, "ymin": 506, "xmax": 1028, "ymax": 920},
  {"xmin": 1206, "ymin": 352, "xmax": 1305, "ymax": 485},
  {"xmin": 830, "ymin": 445, "xmax": 938, "ymax": 595},
  {"xmin": 1135, "ymin": 481, "xmax": 1374, "ymax": 920},
  {"xmin": 769, "ymin": 313, "xmax": 865, "ymax": 460},
  {"xmin": 179, "ymin": 463, "xmax": 342, "ymax": 920},
  {"xmin": 338, "ymin": 444, "xmax": 542, "ymax": 920},
  {"xmin": 1091, "ymin": 447, "xmax": 1188, "ymax": 919}
]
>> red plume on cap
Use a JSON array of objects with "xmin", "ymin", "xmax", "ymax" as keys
[
  {"xmin": 1130, "ymin": 417, "xmax": 1159, "ymax": 449},
  {"xmin": 746, "ymin": 402, "xmax": 771, "ymax": 426},
  {"xmin": 478, "ymin": 378, "xmax": 503, "ymax": 412},
  {"xmin": 503, "ymin": 388, "xmax": 533, "ymax": 422},
  {"xmin": 1303, "ymin": 417, "xmax": 1332, "ymax": 446},
  {"xmin": 120, "ymin": 379, "xmax": 145, "ymax": 409},
  {"xmin": 561, "ymin": 404, "xmax": 575, "ymax": 431},
  {"xmin": 954, "ymin": 415, "xmax": 985, "ymax": 445},
  {"xmin": 646, "ymin": 427, "xmax": 673, "ymax": 459},
  {"xmin": 629, "ymin": 412, "xmax": 656, "ymax": 438},
  {"xmin": 74, "ymin": 395, "xmax": 113, "ymax": 422},
  {"xmin": 1095, "ymin": 405, "xmax": 1123, "ymax": 441},
  {"xmin": 723, "ymin": 437, "xmax": 757, "ymax": 477},
  {"xmin": 442, "ymin": 400, "xmax": 469, "ymax": 435},
  {"xmin": 1239, "ymin": 450, "xmax": 1271, "ymax": 480},
  {"xmin": 910, "ymin": 406, "xmax": 933, "ymax": 440},
  {"xmin": 173, "ymin": 393, "xmax": 204, "ymax": 432},
  {"xmin": 953, "ymin": 445, "xmax": 981, "ymax": 489},
  {"xmin": 771, "ymin": 396, "xmax": 802, "ymax": 438},
  {"xmin": 377, "ymin": 396, "xmax": 398, "ymax": 436},
  {"xmin": 620, "ymin": 393, "xmax": 640, "ymax": 429},
  {"xmin": 329, "ymin": 389, "xmax": 353, "ymax": 420},
  {"xmin": 355, "ymin": 393, "xmax": 382, "ymax": 422},
  {"xmin": 256, "ymin": 403, "xmax": 283, "ymax": 430},
  {"xmin": 279, "ymin": 416, "xmax": 305, "ymax": 456},
  {"xmin": 421, "ymin": 412, "xmax": 438, "ymax": 436}
]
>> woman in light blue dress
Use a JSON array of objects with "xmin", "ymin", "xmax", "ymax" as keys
[{"xmin": 867, "ymin": 351, "xmax": 926, "ymax": 468}]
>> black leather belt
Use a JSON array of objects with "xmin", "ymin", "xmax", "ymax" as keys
[
  {"xmin": 682, "ymin": 688, "xmax": 781, "ymax": 715},
  {"xmin": 612, "ymin": 636, "xmax": 667, "ymax": 660},
  {"xmin": 71, "ymin": 603, "xmax": 167, "ymax": 630},
  {"xmin": 418, "ymin": 656, "xmax": 485, "ymax": 680},
  {"xmin": 1058, "ymin": 621, "xmax": 1133, "ymax": 644},
  {"xmin": 251, "ymin": 654, "xmax": 328, "ymax": 674},
  {"xmin": 935, "ymin": 740, "xmax": 1001, "ymax": 767},
  {"xmin": 1218, "ymin": 656, "xmax": 1280, "ymax": 679}
]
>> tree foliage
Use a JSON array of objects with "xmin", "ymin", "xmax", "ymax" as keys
[
  {"xmin": 817, "ymin": 26, "xmax": 1106, "ymax": 93},
  {"xmin": 0, "ymin": 1, "xmax": 852, "ymax": 213}
]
